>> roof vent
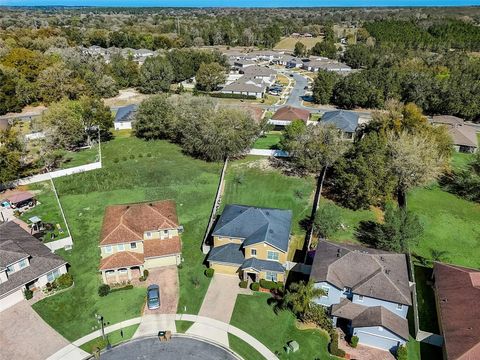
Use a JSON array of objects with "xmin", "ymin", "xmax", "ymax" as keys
[
  {"xmin": 380, "ymin": 256, "xmax": 385, "ymax": 261},
  {"xmin": 385, "ymin": 269, "xmax": 391, "ymax": 275},
  {"xmin": 265, "ymin": 211, "xmax": 270, "ymax": 216}
]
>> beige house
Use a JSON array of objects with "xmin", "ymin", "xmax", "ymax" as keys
[
  {"xmin": 98, "ymin": 200, "xmax": 182, "ymax": 284},
  {"xmin": 207, "ymin": 205, "xmax": 292, "ymax": 283}
]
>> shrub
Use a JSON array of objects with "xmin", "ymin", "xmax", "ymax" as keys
[
  {"xmin": 143, "ymin": 269, "xmax": 149, "ymax": 279},
  {"xmin": 205, "ymin": 268, "xmax": 214, "ymax": 277},
  {"xmin": 55, "ymin": 273, "xmax": 73, "ymax": 289},
  {"xmin": 350, "ymin": 335, "xmax": 359, "ymax": 348},
  {"xmin": 277, "ymin": 281, "xmax": 284, "ymax": 290},
  {"xmin": 98, "ymin": 284, "xmax": 110, "ymax": 297},
  {"xmin": 239, "ymin": 280, "xmax": 248, "ymax": 288},
  {"xmin": 138, "ymin": 153, "xmax": 143, "ymax": 158},
  {"xmin": 122, "ymin": 156, "xmax": 127, "ymax": 161},
  {"xmin": 129, "ymin": 154, "xmax": 135, "ymax": 160},
  {"xmin": 251, "ymin": 282, "xmax": 260, "ymax": 291},
  {"xmin": 396, "ymin": 345, "xmax": 408, "ymax": 360},
  {"xmin": 46, "ymin": 282, "xmax": 52, "ymax": 291},
  {"xmin": 329, "ymin": 330, "xmax": 346, "ymax": 357},
  {"xmin": 110, "ymin": 284, "xmax": 134, "ymax": 293},
  {"xmin": 197, "ymin": 91, "xmax": 257, "ymax": 100},
  {"xmin": 259, "ymin": 279, "xmax": 277, "ymax": 290},
  {"xmin": 24, "ymin": 289, "xmax": 33, "ymax": 300},
  {"xmin": 139, "ymin": 276, "xmax": 145, "ymax": 282},
  {"xmin": 177, "ymin": 263, "xmax": 183, "ymax": 269},
  {"xmin": 113, "ymin": 158, "xmax": 119, "ymax": 163}
]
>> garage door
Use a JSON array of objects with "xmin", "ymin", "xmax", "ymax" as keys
[
  {"xmin": 145, "ymin": 255, "xmax": 178, "ymax": 269},
  {"xmin": 0, "ymin": 290, "xmax": 25, "ymax": 312},
  {"xmin": 356, "ymin": 330, "xmax": 400, "ymax": 351}
]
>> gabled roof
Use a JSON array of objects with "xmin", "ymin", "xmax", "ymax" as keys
[
  {"xmin": 100, "ymin": 200, "xmax": 179, "ymax": 246},
  {"xmin": 311, "ymin": 241, "xmax": 411, "ymax": 305},
  {"xmin": 434, "ymin": 263, "xmax": 480, "ymax": 360},
  {"xmin": 432, "ymin": 115, "xmax": 464, "ymax": 126},
  {"xmin": 0, "ymin": 240, "xmax": 29, "ymax": 268},
  {"xmin": 240, "ymin": 257, "xmax": 285, "ymax": 273},
  {"xmin": 448, "ymin": 125, "xmax": 478, "ymax": 149},
  {"xmin": 321, "ymin": 110, "xmax": 359, "ymax": 133},
  {"xmin": 114, "ymin": 104, "xmax": 137, "ymax": 123},
  {"xmin": 271, "ymin": 106, "xmax": 310, "ymax": 122},
  {"xmin": 207, "ymin": 243, "xmax": 245, "ymax": 265},
  {"xmin": 0, "ymin": 222, "xmax": 67, "ymax": 297},
  {"xmin": 332, "ymin": 299, "xmax": 409, "ymax": 340},
  {"xmin": 212, "ymin": 204, "xmax": 292, "ymax": 252},
  {"xmin": 242, "ymin": 66, "xmax": 276, "ymax": 77},
  {"xmin": 99, "ymin": 251, "xmax": 144, "ymax": 270},
  {"xmin": 221, "ymin": 77, "xmax": 267, "ymax": 93},
  {"xmin": 6, "ymin": 191, "xmax": 34, "ymax": 204}
]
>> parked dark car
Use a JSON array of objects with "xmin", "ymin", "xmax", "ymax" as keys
[{"xmin": 147, "ymin": 284, "xmax": 160, "ymax": 310}]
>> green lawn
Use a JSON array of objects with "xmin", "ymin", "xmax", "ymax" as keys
[
  {"xmin": 175, "ymin": 320, "xmax": 194, "ymax": 333},
  {"xmin": 222, "ymin": 156, "xmax": 315, "ymax": 259},
  {"xmin": 450, "ymin": 151, "xmax": 474, "ymax": 172},
  {"xmin": 408, "ymin": 185, "xmax": 480, "ymax": 269},
  {"xmin": 414, "ymin": 265, "xmax": 440, "ymax": 334},
  {"xmin": 60, "ymin": 144, "xmax": 100, "ymax": 169},
  {"xmin": 79, "ymin": 324, "xmax": 139, "ymax": 353},
  {"xmin": 253, "ymin": 131, "xmax": 282, "ymax": 150},
  {"xmin": 32, "ymin": 136, "xmax": 221, "ymax": 341},
  {"xmin": 229, "ymin": 333, "xmax": 266, "ymax": 360},
  {"xmin": 20, "ymin": 181, "xmax": 69, "ymax": 242},
  {"xmin": 230, "ymin": 293, "xmax": 338, "ymax": 360}
]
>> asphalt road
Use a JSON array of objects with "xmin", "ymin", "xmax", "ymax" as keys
[
  {"xmin": 285, "ymin": 71, "xmax": 308, "ymax": 108},
  {"xmin": 99, "ymin": 336, "xmax": 238, "ymax": 360}
]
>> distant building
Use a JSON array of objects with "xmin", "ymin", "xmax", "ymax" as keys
[
  {"xmin": 303, "ymin": 57, "xmax": 352, "ymax": 73},
  {"xmin": 269, "ymin": 106, "xmax": 310, "ymax": 126},
  {"xmin": 241, "ymin": 66, "xmax": 277, "ymax": 85},
  {"xmin": 286, "ymin": 57, "xmax": 305, "ymax": 69},
  {"xmin": 431, "ymin": 115, "xmax": 478, "ymax": 153},
  {"xmin": 220, "ymin": 77, "xmax": 267, "ymax": 99},
  {"xmin": 114, "ymin": 104, "xmax": 137, "ymax": 130},
  {"xmin": 321, "ymin": 110, "xmax": 359, "ymax": 140}
]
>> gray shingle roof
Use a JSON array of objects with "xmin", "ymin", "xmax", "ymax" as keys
[
  {"xmin": 221, "ymin": 78, "xmax": 267, "ymax": 94},
  {"xmin": 240, "ymin": 257, "xmax": 285, "ymax": 273},
  {"xmin": 321, "ymin": 110, "xmax": 359, "ymax": 133},
  {"xmin": 114, "ymin": 104, "xmax": 137, "ymax": 123},
  {"xmin": 0, "ymin": 222, "xmax": 67, "ymax": 297},
  {"xmin": 207, "ymin": 243, "xmax": 244, "ymax": 265},
  {"xmin": 311, "ymin": 241, "xmax": 411, "ymax": 305},
  {"xmin": 212, "ymin": 205, "xmax": 292, "ymax": 252}
]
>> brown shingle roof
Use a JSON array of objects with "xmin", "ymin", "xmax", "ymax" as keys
[
  {"xmin": 432, "ymin": 115, "xmax": 464, "ymax": 126},
  {"xmin": 100, "ymin": 200, "xmax": 179, "ymax": 246},
  {"xmin": 99, "ymin": 251, "xmax": 144, "ymax": 270},
  {"xmin": 271, "ymin": 106, "xmax": 310, "ymax": 122},
  {"xmin": 434, "ymin": 262, "xmax": 480, "ymax": 360},
  {"xmin": 143, "ymin": 236, "xmax": 182, "ymax": 258},
  {"xmin": 448, "ymin": 125, "xmax": 478, "ymax": 149}
]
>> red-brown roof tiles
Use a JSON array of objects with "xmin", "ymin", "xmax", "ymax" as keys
[
  {"xmin": 99, "ymin": 251, "xmax": 144, "ymax": 270},
  {"xmin": 271, "ymin": 106, "xmax": 310, "ymax": 122},
  {"xmin": 434, "ymin": 262, "xmax": 480, "ymax": 360},
  {"xmin": 143, "ymin": 236, "xmax": 182, "ymax": 258},
  {"xmin": 100, "ymin": 200, "xmax": 179, "ymax": 246}
]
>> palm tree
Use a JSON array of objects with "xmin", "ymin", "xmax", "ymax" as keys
[{"xmin": 283, "ymin": 280, "xmax": 325, "ymax": 318}]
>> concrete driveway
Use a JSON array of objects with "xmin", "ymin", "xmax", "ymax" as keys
[
  {"xmin": 141, "ymin": 266, "xmax": 179, "ymax": 315},
  {"xmin": 198, "ymin": 274, "xmax": 245, "ymax": 324},
  {"xmin": 0, "ymin": 301, "xmax": 69, "ymax": 360},
  {"xmin": 337, "ymin": 329, "xmax": 395, "ymax": 360}
]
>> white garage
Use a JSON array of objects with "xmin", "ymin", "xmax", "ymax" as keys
[
  {"xmin": 0, "ymin": 289, "xmax": 25, "ymax": 312},
  {"xmin": 353, "ymin": 326, "xmax": 406, "ymax": 352}
]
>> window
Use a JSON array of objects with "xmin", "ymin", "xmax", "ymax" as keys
[
  {"xmin": 267, "ymin": 251, "xmax": 279, "ymax": 261},
  {"xmin": 397, "ymin": 303, "xmax": 403, "ymax": 310},
  {"xmin": 118, "ymin": 268, "xmax": 128, "ymax": 274},
  {"xmin": 164, "ymin": 230, "xmax": 168, "ymax": 235},
  {"xmin": 322, "ymin": 286, "xmax": 330, "ymax": 297},
  {"xmin": 117, "ymin": 244, "xmax": 125, "ymax": 251},
  {"xmin": 19, "ymin": 259, "xmax": 28, "ymax": 269},
  {"xmin": 130, "ymin": 242, "xmax": 137, "ymax": 249},
  {"xmin": 146, "ymin": 232, "xmax": 151, "ymax": 238},
  {"xmin": 46, "ymin": 269, "xmax": 60, "ymax": 283},
  {"xmin": 265, "ymin": 272, "xmax": 277, "ymax": 281},
  {"xmin": 358, "ymin": 295, "xmax": 364, "ymax": 302},
  {"xmin": 105, "ymin": 245, "xmax": 112, "ymax": 253},
  {"xmin": 6, "ymin": 265, "xmax": 14, "ymax": 274},
  {"xmin": 251, "ymin": 249, "xmax": 257, "ymax": 257}
]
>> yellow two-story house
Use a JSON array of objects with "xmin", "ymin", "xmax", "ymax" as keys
[
  {"xmin": 207, "ymin": 204, "xmax": 292, "ymax": 283},
  {"xmin": 98, "ymin": 200, "xmax": 182, "ymax": 284}
]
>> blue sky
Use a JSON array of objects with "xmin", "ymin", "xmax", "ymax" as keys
[{"xmin": 1, "ymin": 0, "xmax": 480, "ymax": 7}]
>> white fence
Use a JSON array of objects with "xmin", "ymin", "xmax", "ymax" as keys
[
  {"xmin": 248, "ymin": 149, "xmax": 289, "ymax": 157},
  {"xmin": 45, "ymin": 236, "xmax": 73, "ymax": 252},
  {"xmin": 13, "ymin": 161, "xmax": 102, "ymax": 186}
]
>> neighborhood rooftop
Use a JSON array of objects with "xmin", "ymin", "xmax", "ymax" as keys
[
  {"xmin": 321, "ymin": 110, "xmax": 360, "ymax": 133},
  {"xmin": 212, "ymin": 204, "xmax": 292, "ymax": 252},
  {"xmin": 311, "ymin": 240, "xmax": 412, "ymax": 306},
  {"xmin": 271, "ymin": 106, "xmax": 310, "ymax": 122}
]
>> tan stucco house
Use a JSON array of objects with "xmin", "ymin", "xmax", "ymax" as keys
[
  {"xmin": 98, "ymin": 200, "xmax": 182, "ymax": 284},
  {"xmin": 207, "ymin": 205, "xmax": 292, "ymax": 283}
]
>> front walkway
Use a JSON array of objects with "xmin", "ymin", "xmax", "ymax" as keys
[
  {"xmin": 0, "ymin": 301, "xmax": 87, "ymax": 360},
  {"xmin": 48, "ymin": 314, "xmax": 278, "ymax": 360}
]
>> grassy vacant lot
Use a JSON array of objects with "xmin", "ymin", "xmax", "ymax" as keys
[
  {"xmin": 231, "ymin": 293, "xmax": 338, "ymax": 360},
  {"xmin": 408, "ymin": 185, "xmax": 480, "ymax": 269},
  {"xmin": 253, "ymin": 131, "xmax": 282, "ymax": 149},
  {"xmin": 229, "ymin": 333, "xmax": 266, "ymax": 360},
  {"xmin": 79, "ymin": 324, "xmax": 139, "ymax": 353},
  {"xmin": 60, "ymin": 145, "xmax": 100, "ymax": 169},
  {"xmin": 222, "ymin": 156, "xmax": 315, "ymax": 259},
  {"xmin": 32, "ymin": 135, "xmax": 221, "ymax": 340},
  {"xmin": 20, "ymin": 181, "xmax": 69, "ymax": 242},
  {"xmin": 274, "ymin": 36, "xmax": 323, "ymax": 51}
]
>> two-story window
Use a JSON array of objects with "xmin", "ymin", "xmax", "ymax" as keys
[
  {"xmin": 267, "ymin": 251, "xmax": 279, "ymax": 261},
  {"xmin": 130, "ymin": 242, "xmax": 137, "ymax": 249},
  {"xmin": 105, "ymin": 245, "xmax": 112, "ymax": 253},
  {"xmin": 117, "ymin": 244, "xmax": 125, "ymax": 251},
  {"xmin": 251, "ymin": 249, "xmax": 257, "ymax": 257},
  {"xmin": 265, "ymin": 271, "xmax": 277, "ymax": 281}
]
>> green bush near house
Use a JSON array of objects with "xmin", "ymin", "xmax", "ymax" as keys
[
  {"xmin": 24, "ymin": 289, "xmax": 33, "ymax": 300},
  {"xmin": 251, "ymin": 282, "xmax": 260, "ymax": 291},
  {"xmin": 349, "ymin": 335, "xmax": 359, "ymax": 348},
  {"xmin": 110, "ymin": 285, "xmax": 133, "ymax": 293},
  {"xmin": 55, "ymin": 273, "xmax": 73, "ymax": 289},
  {"xmin": 98, "ymin": 284, "xmax": 110, "ymax": 297},
  {"xmin": 259, "ymin": 279, "xmax": 277, "ymax": 290},
  {"xmin": 143, "ymin": 269, "xmax": 149, "ymax": 279},
  {"xmin": 329, "ymin": 330, "xmax": 346, "ymax": 357},
  {"xmin": 397, "ymin": 344, "xmax": 408, "ymax": 360},
  {"xmin": 205, "ymin": 268, "xmax": 214, "ymax": 278},
  {"xmin": 239, "ymin": 280, "xmax": 248, "ymax": 289}
]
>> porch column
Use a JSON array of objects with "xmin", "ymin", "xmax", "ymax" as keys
[
  {"xmin": 127, "ymin": 268, "xmax": 132, "ymax": 281},
  {"xmin": 115, "ymin": 269, "xmax": 120, "ymax": 283},
  {"xmin": 101, "ymin": 271, "xmax": 107, "ymax": 284}
]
